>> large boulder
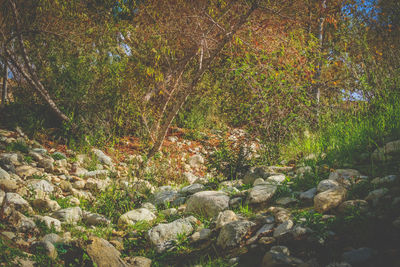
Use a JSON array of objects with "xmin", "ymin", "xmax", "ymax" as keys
[
  {"xmin": 247, "ymin": 184, "xmax": 277, "ymax": 205},
  {"xmin": 185, "ymin": 191, "xmax": 229, "ymax": 218},
  {"xmin": 314, "ymin": 187, "xmax": 347, "ymax": 213},
  {"xmin": 0, "ymin": 167, "xmax": 10, "ymax": 180},
  {"xmin": 217, "ymin": 220, "xmax": 255, "ymax": 249},
  {"xmin": 147, "ymin": 216, "xmax": 198, "ymax": 252},
  {"xmin": 1, "ymin": 192, "xmax": 33, "ymax": 217},
  {"xmin": 118, "ymin": 208, "xmax": 156, "ymax": 227}
]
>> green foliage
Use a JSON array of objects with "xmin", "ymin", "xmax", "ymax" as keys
[
  {"xmin": 87, "ymin": 184, "xmax": 140, "ymax": 224},
  {"xmin": 235, "ymin": 204, "xmax": 254, "ymax": 218},
  {"xmin": 293, "ymin": 210, "xmax": 335, "ymax": 240},
  {"xmin": 207, "ymin": 140, "xmax": 252, "ymax": 180},
  {"xmin": 51, "ymin": 153, "xmax": 66, "ymax": 160},
  {"xmin": 5, "ymin": 140, "xmax": 29, "ymax": 153},
  {"xmin": 0, "ymin": 238, "xmax": 27, "ymax": 267},
  {"xmin": 35, "ymin": 219, "xmax": 58, "ymax": 235}
]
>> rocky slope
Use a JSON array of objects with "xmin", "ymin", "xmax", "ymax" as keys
[{"xmin": 0, "ymin": 128, "xmax": 399, "ymax": 267}]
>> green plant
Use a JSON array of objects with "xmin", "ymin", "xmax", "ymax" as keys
[
  {"xmin": 293, "ymin": 210, "xmax": 335, "ymax": 240},
  {"xmin": 5, "ymin": 140, "xmax": 29, "ymax": 153},
  {"xmin": 52, "ymin": 153, "xmax": 66, "ymax": 160},
  {"xmin": 0, "ymin": 238, "xmax": 27, "ymax": 267},
  {"xmin": 207, "ymin": 140, "xmax": 252, "ymax": 180},
  {"xmin": 31, "ymin": 174, "xmax": 47, "ymax": 180},
  {"xmin": 35, "ymin": 219, "xmax": 58, "ymax": 235},
  {"xmin": 235, "ymin": 204, "xmax": 254, "ymax": 218},
  {"xmin": 24, "ymin": 155, "xmax": 33, "ymax": 164}
]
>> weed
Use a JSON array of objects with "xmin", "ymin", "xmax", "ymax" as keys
[
  {"xmin": 0, "ymin": 238, "xmax": 27, "ymax": 267},
  {"xmin": 235, "ymin": 204, "xmax": 254, "ymax": 218},
  {"xmin": 35, "ymin": 219, "xmax": 58, "ymax": 235},
  {"xmin": 31, "ymin": 174, "xmax": 47, "ymax": 180},
  {"xmin": 293, "ymin": 210, "xmax": 335, "ymax": 240},
  {"xmin": 52, "ymin": 152, "xmax": 66, "ymax": 160},
  {"xmin": 24, "ymin": 155, "xmax": 33, "ymax": 164}
]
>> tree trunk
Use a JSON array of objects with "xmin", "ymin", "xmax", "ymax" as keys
[
  {"xmin": 1, "ymin": 63, "xmax": 7, "ymax": 108},
  {"xmin": 147, "ymin": 2, "xmax": 257, "ymax": 158}
]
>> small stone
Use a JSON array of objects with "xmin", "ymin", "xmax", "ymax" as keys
[
  {"xmin": 314, "ymin": 187, "xmax": 347, "ymax": 213},
  {"xmin": 337, "ymin": 200, "xmax": 368, "ymax": 214},
  {"xmin": 83, "ymin": 212, "xmax": 110, "ymax": 226},
  {"xmin": 299, "ymin": 188, "xmax": 317, "ymax": 201},
  {"xmin": 0, "ymin": 167, "xmax": 10, "ymax": 180},
  {"xmin": 83, "ymin": 236, "xmax": 127, "ymax": 267},
  {"xmin": 188, "ymin": 154, "xmax": 204, "ymax": 168},
  {"xmin": 125, "ymin": 256, "xmax": 152, "ymax": 267},
  {"xmin": 215, "ymin": 210, "xmax": 238, "ymax": 229},
  {"xmin": 247, "ymin": 184, "xmax": 277, "ymax": 205},
  {"xmin": 317, "ymin": 179, "xmax": 340, "ymax": 193},
  {"xmin": 180, "ymin": 184, "xmax": 204, "ymax": 195},
  {"xmin": 118, "ymin": 208, "xmax": 156, "ymax": 227},
  {"xmin": 185, "ymin": 191, "xmax": 229, "ymax": 218},
  {"xmin": 217, "ymin": 220, "xmax": 255, "ymax": 249},
  {"xmin": 341, "ymin": 247, "xmax": 374, "ymax": 265},
  {"xmin": 276, "ymin": 197, "xmax": 298, "ymax": 206},
  {"xmin": 266, "ymin": 174, "xmax": 286, "ymax": 184},
  {"xmin": 51, "ymin": 207, "xmax": 83, "ymax": 223},
  {"xmin": 365, "ymin": 188, "xmax": 388, "ymax": 203},
  {"xmin": 191, "ymin": 228, "xmax": 212, "ymax": 242},
  {"xmin": 253, "ymin": 178, "xmax": 265, "ymax": 186},
  {"xmin": 32, "ymin": 199, "xmax": 61, "ymax": 212},
  {"xmin": 92, "ymin": 149, "xmax": 113, "ymax": 166},
  {"xmin": 273, "ymin": 220, "xmax": 293, "ymax": 238},
  {"xmin": 32, "ymin": 241, "xmax": 57, "ymax": 260},
  {"xmin": 0, "ymin": 179, "xmax": 18, "ymax": 192},
  {"xmin": 34, "ymin": 215, "xmax": 62, "ymax": 232},
  {"xmin": 153, "ymin": 189, "xmax": 179, "ymax": 206}
]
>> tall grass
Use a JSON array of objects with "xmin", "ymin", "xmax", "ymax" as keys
[{"xmin": 281, "ymin": 93, "xmax": 400, "ymax": 167}]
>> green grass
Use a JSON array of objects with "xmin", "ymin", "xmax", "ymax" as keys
[
  {"xmin": 281, "ymin": 94, "xmax": 400, "ymax": 168},
  {"xmin": 5, "ymin": 140, "xmax": 29, "ymax": 153}
]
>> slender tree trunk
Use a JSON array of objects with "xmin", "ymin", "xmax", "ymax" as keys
[
  {"xmin": 147, "ymin": 3, "xmax": 257, "ymax": 158},
  {"xmin": 1, "ymin": 62, "xmax": 7, "ymax": 108},
  {"xmin": 7, "ymin": 0, "xmax": 70, "ymax": 122},
  {"xmin": 313, "ymin": 0, "xmax": 326, "ymax": 119}
]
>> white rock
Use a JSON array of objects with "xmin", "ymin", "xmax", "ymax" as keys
[
  {"xmin": 185, "ymin": 191, "xmax": 229, "ymax": 218},
  {"xmin": 51, "ymin": 207, "xmax": 83, "ymax": 223},
  {"xmin": 273, "ymin": 220, "xmax": 294, "ymax": 237},
  {"xmin": 314, "ymin": 187, "xmax": 347, "ymax": 213},
  {"xmin": 317, "ymin": 179, "xmax": 340, "ymax": 193},
  {"xmin": 215, "ymin": 210, "xmax": 238, "ymax": 229},
  {"xmin": 118, "ymin": 208, "xmax": 156, "ymax": 227}
]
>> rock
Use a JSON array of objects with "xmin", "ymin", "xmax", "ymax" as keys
[
  {"xmin": 276, "ymin": 197, "xmax": 298, "ymax": 206},
  {"xmin": 85, "ymin": 178, "xmax": 110, "ymax": 192},
  {"xmin": 42, "ymin": 233, "xmax": 63, "ymax": 244},
  {"xmin": 266, "ymin": 174, "xmax": 286, "ymax": 185},
  {"xmin": 73, "ymin": 180, "xmax": 86, "ymax": 190},
  {"xmin": 32, "ymin": 241, "xmax": 57, "ymax": 259},
  {"xmin": 141, "ymin": 203, "xmax": 157, "ymax": 213},
  {"xmin": 296, "ymin": 166, "xmax": 312, "ymax": 177},
  {"xmin": 372, "ymin": 140, "xmax": 400, "ymax": 161},
  {"xmin": 39, "ymin": 158, "xmax": 54, "ymax": 172},
  {"xmin": 329, "ymin": 169, "xmax": 360, "ymax": 186},
  {"xmin": 59, "ymin": 181, "xmax": 73, "ymax": 192},
  {"xmin": 326, "ymin": 262, "xmax": 352, "ymax": 267},
  {"xmin": 82, "ymin": 170, "xmax": 109, "ymax": 179},
  {"xmin": 183, "ymin": 172, "xmax": 199, "ymax": 184},
  {"xmin": 7, "ymin": 211, "xmax": 37, "ymax": 232},
  {"xmin": 118, "ymin": 208, "xmax": 156, "ymax": 227},
  {"xmin": 83, "ymin": 236, "xmax": 127, "ymax": 267},
  {"xmin": 180, "ymin": 184, "xmax": 204, "ymax": 195},
  {"xmin": 0, "ymin": 167, "xmax": 10, "ymax": 180},
  {"xmin": 83, "ymin": 211, "xmax": 110, "ymax": 226},
  {"xmin": 51, "ymin": 207, "xmax": 83, "ymax": 223},
  {"xmin": 92, "ymin": 149, "xmax": 113, "ymax": 166},
  {"xmin": 273, "ymin": 220, "xmax": 294, "ymax": 238},
  {"xmin": 371, "ymin": 175, "xmax": 397, "ymax": 185},
  {"xmin": 314, "ymin": 187, "xmax": 347, "ymax": 213},
  {"xmin": 215, "ymin": 210, "xmax": 238, "ymax": 229},
  {"xmin": 246, "ymin": 223, "xmax": 274, "ymax": 244},
  {"xmin": 161, "ymin": 208, "xmax": 177, "ymax": 217},
  {"xmin": 15, "ymin": 165, "xmax": 38, "ymax": 178},
  {"xmin": 253, "ymin": 178, "xmax": 265, "ymax": 186},
  {"xmin": 243, "ymin": 166, "xmax": 274, "ymax": 185},
  {"xmin": 317, "ymin": 179, "xmax": 340, "ymax": 193},
  {"xmin": 32, "ymin": 148, "xmax": 48, "ymax": 155},
  {"xmin": 188, "ymin": 154, "xmax": 204, "ymax": 168},
  {"xmin": 269, "ymin": 207, "xmax": 291, "ymax": 223},
  {"xmin": 125, "ymin": 256, "xmax": 152, "ymax": 267},
  {"xmin": 191, "ymin": 228, "xmax": 212, "ymax": 242},
  {"xmin": 32, "ymin": 198, "xmax": 61, "ymax": 212},
  {"xmin": 28, "ymin": 179, "xmax": 55, "ymax": 193},
  {"xmin": 1, "ymin": 192, "xmax": 32, "ymax": 217},
  {"xmin": 33, "ymin": 215, "xmax": 62, "ymax": 232},
  {"xmin": 132, "ymin": 180, "xmax": 155, "ymax": 194},
  {"xmin": 153, "ymin": 189, "xmax": 179, "ymax": 206},
  {"xmin": 392, "ymin": 216, "xmax": 400, "ymax": 229},
  {"xmin": 217, "ymin": 220, "xmax": 255, "ymax": 249},
  {"xmin": 338, "ymin": 200, "xmax": 369, "ymax": 214},
  {"xmin": 262, "ymin": 246, "xmax": 303, "ymax": 267},
  {"xmin": 0, "ymin": 179, "xmax": 18, "ymax": 192},
  {"xmin": 147, "ymin": 216, "xmax": 198, "ymax": 252},
  {"xmin": 185, "ymin": 191, "xmax": 229, "ymax": 218},
  {"xmin": 0, "ymin": 189, "xmax": 5, "ymax": 205},
  {"xmin": 299, "ymin": 188, "xmax": 317, "ymax": 202},
  {"xmin": 365, "ymin": 188, "xmax": 388, "ymax": 205},
  {"xmin": 341, "ymin": 247, "xmax": 374, "ymax": 265},
  {"xmin": 247, "ymin": 184, "xmax": 277, "ymax": 205},
  {"xmin": 291, "ymin": 225, "xmax": 312, "ymax": 240}
]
